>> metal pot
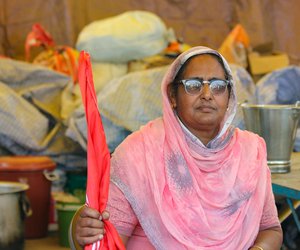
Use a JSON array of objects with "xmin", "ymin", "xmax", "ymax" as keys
[
  {"xmin": 241, "ymin": 103, "xmax": 300, "ymax": 173},
  {"xmin": 0, "ymin": 181, "xmax": 31, "ymax": 250}
]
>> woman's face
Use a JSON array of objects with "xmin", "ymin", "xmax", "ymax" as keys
[{"xmin": 170, "ymin": 54, "xmax": 230, "ymax": 143}]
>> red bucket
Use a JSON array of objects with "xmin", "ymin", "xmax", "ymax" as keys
[{"xmin": 0, "ymin": 156, "xmax": 57, "ymax": 238}]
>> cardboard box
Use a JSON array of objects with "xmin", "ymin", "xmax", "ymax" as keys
[{"xmin": 248, "ymin": 51, "xmax": 289, "ymax": 75}]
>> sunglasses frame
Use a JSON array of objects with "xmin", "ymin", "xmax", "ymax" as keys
[{"xmin": 177, "ymin": 78, "xmax": 230, "ymax": 96}]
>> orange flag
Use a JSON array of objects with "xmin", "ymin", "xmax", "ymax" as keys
[{"xmin": 78, "ymin": 51, "xmax": 125, "ymax": 250}]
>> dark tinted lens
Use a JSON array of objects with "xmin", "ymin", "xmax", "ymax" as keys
[
  {"xmin": 210, "ymin": 80, "xmax": 227, "ymax": 95},
  {"xmin": 184, "ymin": 79, "xmax": 202, "ymax": 94}
]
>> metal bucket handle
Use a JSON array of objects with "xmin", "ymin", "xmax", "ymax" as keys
[
  {"xmin": 20, "ymin": 193, "xmax": 32, "ymax": 220},
  {"xmin": 294, "ymin": 101, "xmax": 300, "ymax": 114},
  {"xmin": 43, "ymin": 170, "xmax": 60, "ymax": 182},
  {"xmin": 295, "ymin": 101, "xmax": 300, "ymax": 126}
]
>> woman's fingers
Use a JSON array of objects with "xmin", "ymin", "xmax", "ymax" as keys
[
  {"xmin": 78, "ymin": 216, "xmax": 106, "ymax": 231},
  {"xmin": 102, "ymin": 210, "xmax": 110, "ymax": 220},
  {"xmin": 77, "ymin": 233, "xmax": 104, "ymax": 247},
  {"xmin": 80, "ymin": 206, "xmax": 101, "ymax": 219},
  {"xmin": 77, "ymin": 225, "xmax": 105, "ymax": 237},
  {"xmin": 75, "ymin": 207, "xmax": 111, "ymax": 247},
  {"xmin": 76, "ymin": 218, "xmax": 106, "ymax": 247}
]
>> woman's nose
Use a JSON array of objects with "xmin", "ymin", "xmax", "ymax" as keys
[{"xmin": 201, "ymin": 83, "xmax": 212, "ymax": 99}]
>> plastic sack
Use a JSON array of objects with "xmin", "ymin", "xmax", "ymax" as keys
[
  {"xmin": 218, "ymin": 24, "xmax": 250, "ymax": 68},
  {"xmin": 91, "ymin": 61, "xmax": 128, "ymax": 93},
  {"xmin": 76, "ymin": 11, "xmax": 169, "ymax": 63},
  {"xmin": 60, "ymin": 81, "xmax": 82, "ymax": 123},
  {"xmin": 25, "ymin": 23, "xmax": 79, "ymax": 83},
  {"xmin": 0, "ymin": 57, "xmax": 73, "ymax": 155},
  {"xmin": 61, "ymin": 61, "xmax": 127, "ymax": 122},
  {"xmin": 32, "ymin": 46, "xmax": 79, "ymax": 83},
  {"xmin": 229, "ymin": 64, "xmax": 256, "ymax": 129}
]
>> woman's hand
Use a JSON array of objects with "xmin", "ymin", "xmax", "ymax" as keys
[
  {"xmin": 250, "ymin": 225, "xmax": 283, "ymax": 250},
  {"xmin": 75, "ymin": 206, "xmax": 110, "ymax": 247}
]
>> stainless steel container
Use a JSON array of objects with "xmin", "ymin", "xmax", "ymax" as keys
[
  {"xmin": 0, "ymin": 181, "xmax": 30, "ymax": 250},
  {"xmin": 241, "ymin": 103, "xmax": 300, "ymax": 173}
]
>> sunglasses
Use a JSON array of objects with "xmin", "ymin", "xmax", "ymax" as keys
[{"xmin": 176, "ymin": 78, "xmax": 229, "ymax": 96}]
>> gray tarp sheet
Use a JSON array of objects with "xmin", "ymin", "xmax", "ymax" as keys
[{"xmin": 0, "ymin": 58, "xmax": 86, "ymax": 168}]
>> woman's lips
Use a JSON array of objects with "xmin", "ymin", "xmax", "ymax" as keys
[{"xmin": 197, "ymin": 105, "xmax": 216, "ymax": 112}]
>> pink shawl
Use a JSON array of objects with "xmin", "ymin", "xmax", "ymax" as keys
[{"xmin": 110, "ymin": 46, "xmax": 270, "ymax": 249}]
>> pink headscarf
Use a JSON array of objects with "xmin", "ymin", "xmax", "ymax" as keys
[{"xmin": 111, "ymin": 46, "xmax": 270, "ymax": 249}]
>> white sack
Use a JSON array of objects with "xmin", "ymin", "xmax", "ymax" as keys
[{"xmin": 76, "ymin": 11, "xmax": 169, "ymax": 63}]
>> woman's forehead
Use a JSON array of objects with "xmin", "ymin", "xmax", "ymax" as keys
[{"xmin": 182, "ymin": 55, "xmax": 226, "ymax": 77}]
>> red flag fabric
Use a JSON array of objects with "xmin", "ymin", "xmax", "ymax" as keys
[{"xmin": 78, "ymin": 51, "xmax": 125, "ymax": 250}]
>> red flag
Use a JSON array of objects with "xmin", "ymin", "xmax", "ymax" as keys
[{"xmin": 78, "ymin": 51, "xmax": 125, "ymax": 250}]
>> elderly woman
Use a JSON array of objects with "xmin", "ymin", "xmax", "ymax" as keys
[{"xmin": 72, "ymin": 46, "xmax": 282, "ymax": 250}]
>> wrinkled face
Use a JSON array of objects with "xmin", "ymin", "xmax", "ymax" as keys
[{"xmin": 169, "ymin": 54, "xmax": 230, "ymax": 140}]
